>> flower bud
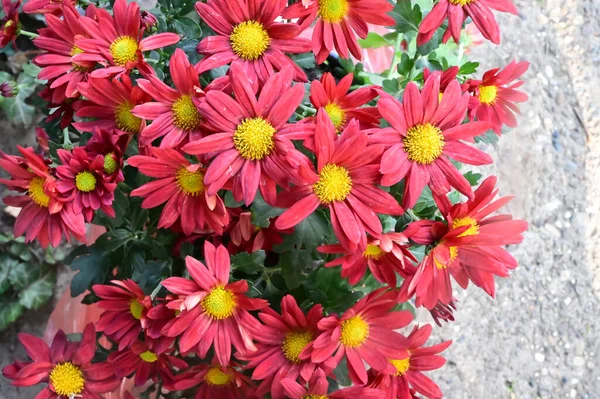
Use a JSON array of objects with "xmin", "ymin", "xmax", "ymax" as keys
[
  {"xmin": 0, "ymin": 81, "xmax": 18, "ymax": 97},
  {"xmin": 140, "ymin": 11, "xmax": 158, "ymax": 32}
]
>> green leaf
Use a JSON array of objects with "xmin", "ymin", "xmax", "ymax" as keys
[
  {"xmin": 0, "ymin": 300, "xmax": 24, "ymax": 331},
  {"xmin": 275, "ymin": 210, "xmax": 332, "ymax": 251},
  {"xmin": 305, "ymin": 267, "xmax": 362, "ymax": 313},
  {"xmin": 69, "ymin": 248, "xmax": 110, "ymax": 296},
  {"xmin": 251, "ymin": 193, "xmax": 284, "ymax": 228},
  {"xmin": 382, "ymin": 78, "xmax": 400, "ymax": 95},
  {"xmin": 464, "ymin": 171, "xmax": 482, "ymax": 186},
  {"xmin": 224, "ymin": 191, "xmax": 243, "ymax": 208},
  {"xmin": 132, "ymin": 260, "xmax": 169, "ymax": 294},
  {"xmin": 358, "ymin": 32, "xmax": 393, "ymax": 49},
  {"xmin": 397, "ymin": 52, "xmax": 415, "ymax": 76},
  {"xmin": 417, "ymin": 27, "xmax": 444, "ymax": 55},
  {"xmin": 459, "ymin": 61, "xmax": 479, "ymax": 75},
  {"xmin": 8, "ymin": 262, "xmax": 41, "ymax": 290},
  {"xmin": 231, "ymin": 251, "xmax": 266, "ymax": 274},
  {"xmin": 19, "ymin": 271, "xmax": 56, "ymax": 310},
  {"xmin": 474, "ymin": 130, "xmax": 499, "ymax": 144},
  {"xmin": 278, "ymin": 250, "xmax": 312, "ymax": 290},
  {"xmin": 0, "ymin": 256, "xmax": 12, "ymax": 294},
  {"xmin": 173, "ymin": 17, "xmax": 201, "ymax": 39},
  {"xmin": 93, "ymin": 229, "xmax": 132, "ymax": 252},
  {"xmin": 390, "ymin": 1, "xmax": 421, "ymax": 33},
  {"xmin": 290, "ymin": 52, "xmax": 316, "ymax": 70}
]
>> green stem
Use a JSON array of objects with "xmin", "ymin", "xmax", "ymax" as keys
[
  {"xmin": 18, "ymin": 29, "xmax": 39, "ymax": 39},
  {"xmin": 298, "ymin": 103, "xmax": 316, "ymax": 115},
  {"xmin": 406, "ymin": 209, "xmax": 421, "ymax": 221},
  {"xmin": 386, "ymin": 34, "xmax": 403, "ymax": 78},
  {"xmin": 62, "ymin": 128, "xmax": 71, "ymax": 146}
]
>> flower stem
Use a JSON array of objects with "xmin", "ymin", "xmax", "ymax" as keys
[
  {"xmin": 62, "ymin": 128, "xmax": 71, "ymax": 146},
  {"xmin": 386, "ymin": 34, "xmax": 403, "ymax": 79},
  {"xmin": 406, "ymin": 209, "xmax": 421, "ymax": 221},
  {"xmin": 18, "ymin": 29, "xmax": 39, "ymax": 39}
]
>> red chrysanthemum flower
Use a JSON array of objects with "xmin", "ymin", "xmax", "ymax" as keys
[
  {"xmin": 92, "ymin": 279, "xmax": 151, "ymax": 351},
  {"xmin": 161, "ymin": 241, "xmax": 269, "ymax": 366},
  {"xmin": 0, "ymin": 146, "xmax": 86, "ymax": 247},
  {"xmin": 0, "ymin": 0, "xmax": 20, "ymax": 48},
  {"xmin": 132, "ymin": 49, "xmax": 229, "ymax": 148},
  {"xmin": 128, "ymin": 147, "xmax": 230, "ymax": 236},
  {"xmin": 424, "ymin": 66, "xmax": 459, "ymax": 94},
  {"xmin": 303, "ymin": 289, "xmax": 412, "ymax": 385},
  {"xmin": 369, "ymin": 324, "xmax": 452, "ymax": 399},
  {"xmin": 108, "ymin": 339, "xmax": 188, "ymax": 387},
  {"xmin": 369, "ymin": 72, "xmax": 493, "ymax": 209},
  {"xmin": 75, "ymin": 0, "xmax": 180, "ymax": 77},
  {"xmin": 39, "ymin": 85, "xmax": 79, "ymax": 129},
  {"xmin": 173, "ymin": 359, "xmax": 255, "ymax": 399},
  {"xmin": 465, "ymin": 60, "xmax": 529, "ymax": 134},
  {"xmin": 282, "ymin": 0, "xmax": 395, "ymax": 64},
  {"xmin": 318, "ymin": 232, "xmax": 417, "ymax": 286},
  {"xmin": 282, "ymin": 368, "xmax": 385, "ymax": 399},
  {"xmin": 33, "ymin": 2, "xmax": 96, "ymax": 98},
  {"xmin": 195, "ymin": 0, "xmax": 311, "ymax": 90},
  {"xmin": 227, "ymin": 211, "xmax": 291, "ymax": 254},
  {"xmin": 2, "ymin": 324, "xmax": 119, "ymax": 398},
  {"xmin": 23, "ymin": 0, "xmax": 73, "ymax": 15},
  {"xmin": 238, "ymin": 295, "xmax": 333, "ymax": 399},
  {"xmin": 182, "ymin": 64, "xmax": 314, "ymax": 206},
  {"xmin": 276, "ymin": 113, "xmax": 403, "ymax": 252},
  {"xmin": 429, "ymin": 297, "xmax": 458, "ymax": 327},
  {"xmin": 55, "ymin": 147, "xmax": 117, "ymax": 222},
  {"xmin": 75, "ymin": 74, "xmax": 150, "ymax": 135},
  {"xmin": 400, "ymin": 176, "xmax": 528, "ymax": 309},
  {"xmin": 417, "ymin": 0, "xmax": 518, "ymax": 46},
  {"xmin": 145, "ymin": 298, "xmax": 179, "ymax": 340},
  {"xmin": 85, "ymin": 128, "xmax": 128, "ymax": 183}
]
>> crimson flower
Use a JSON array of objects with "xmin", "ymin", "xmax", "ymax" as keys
[
  {"xmin": 183, "ymin": 64, "xmax": 314, "ymax": 206},
  {"xmin": 33, "ymin": 2, "xmax": 96, "ymax": 98},
  {"xmin": 55, "ymin": 147, "xmax": 117, "ymax": 222},
  {"xmin": 195, "ymin": 0, "xmax": 311, "ymax": 90},
  {"xmin": 318, "ymin": 232, "xmax": 417, "ymax": 286},
  {"xmin": 227, "ymin": 211, "xmax": 291, "ymax": 254},
  {"xmin": 0, "ymin": 0, "xmax": 20, "ymax": 48},
  {"xmin": 23, "ymin": 0, "xmax": 73, "ymax": 15},
  {"xmin": 161, "ymin": 241, "xmax": 269, "ymax": 366},
  {"xmin": 400, "ymin": 176, "xmax": 528, "ymax": 309},
  {"xmin": 85, "ymin": 128, "xmax": 128, "ymax": 183},
  {"xmin": 424, "ymin": 66, "xmax": 459, "ymax": 94},
  {"xmin": 238, "ymin": 295, "xmax": 333, "ymax": 399},
  {"xmin": 282, "ymin": 368, "xmax": 385, "ymax": 399},
  {"xmin": 369, "ymin": 325, "xmax": 451, "ymax": 399},
  {"xmin": 39, "ymin": 85, "xmax": 78, "ymax": 129},
  {"xmin": 282, "ymin": 0, "xmax": 395, "ymax": 64},
  {"xmin": 75, "ymin": 0, "xmax": 180, "ymax": 77},
  {"xmin": 303, "ymin": 289, "xmax": 412, "ymax": 385},
  {"xmin": 145, "ymin": 299, "xmax": 179, "ymax": 340},
  {"xmin": 173, "ymin": 359, "xmax": 255, "ymax": 399},
  {"xmin": 129, "ymin": 147, "xmax": 230, "ymax": 236},
  {"xmin": 0, "ymin": 147, "xmax": 86, "ymax": 247},
  {"xmin": 132, "ymin": 49, "xmax": 228, "ymax": 148},
  {"xmin": 369, "ymin": 71, "xmax": 492, "ymax": 209},
  {"xmin": 93, "ymin": 279, "xmax": 151, "ymax": 351},
  {"xmin": 418, "ymin": 0, "xmax": 518, "ymax": 46},
  {"xmin": 276, "ymin": 113, "xmax": 403, "ymax": 252},
  {"xmin": 75, "ymin": 74, "xmax": 150, "ymax": 135},
  {"xmin": 2, "ymin": 324, "xmax": 119, "ymax": 398},
  {"xmin": 465, "ymin": 60, "xmax": 529, "ymax": 134}
]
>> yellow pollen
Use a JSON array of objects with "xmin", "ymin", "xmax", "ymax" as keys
[
  {"xmin": 323, "ymin": 103, "xmax": 346, "ymax": 132},
  {"xmin": 28, "ymin": 176, "xmax": 50, "ymax": 207},
  {"xmin": 233, "ymin": 117, "xmax": 276, "ymax": 160},
  {"xmin": 302, "ymin": 396, "xmax": 328, "ymax": 399},
  {"xmin": 129, "ymin": 300, "xmax": 144, "ymax": 320},
  {"xmin": 175, "ymin": 167, "xmax": 205, "ymax": 196},
  {"xmin": 139, "ymin": 350, "xmax": 158, "ymax": 363},
  {"xmin": 449, "ymin": 0, "xmax": 476, "ymax": 5},
  {"xmin": 70, "ymin": 46, "xmax": 89, "ymax": 72},
  {"xmin": 403, "ymin": 123, "xmax": 445, "ymax": 165},
  {"xmin": 282, "ymin": 331, "xmax": 313, "ymax": 364},
  {"xmin": 114, "ymin": 101, "xmax": 142, "ymax": 134},
  {"xmin": 363, "ymin": 244, "xmax": 384, "ymax": 259},
  {"xmin": 434, "ymin": 246, "xmax": 458, "ymax": 270},
  {"xmin": 109, "ymin": 36, "xmax": 139, "ymax": 67},
  {"xmin": 313, "ymin": 163, "xmax": 352, "ymax": 204},
  {"xmin": 230, "ymin": 20, "xmax": 271, "ymax": 61},
  {"xmin": 103, "ymin": 153, "xmax": 118, "ymax": 175},
  {"xmin": 340, "ymin": 315, "xmax": 369, "ymax": 348},
  {"xmin": 478, "ymin": 85, "xmax": 498, "ymax": 105},
  {"xmin": 204, "ymin": 367, "xmax": 232, "ymax": 386},
  {"xmin": 75, "ymin": 171, "xmax": 97, "ymax": 192},
  {"xmin": 49, "ymin": 362, "xmax": 85, "ymax": 397},
  {"xmin": 318, "ymin": 0, "xmax": 349, "ymax": 23},
  {"xmin": 438, "ymin": 92, "xmax": 444, "ymax": 103},
  {"xmin": 202, "ymin": 286, "xmax": 236, "ymax": 319},
  {"xmin": 390, "ymin": 357, "xmax": 411, "ymax": 376},
  {"xmin": 452, "ymin": 216, "xmax": 480, "ymax": 237},
  {"xmin": 172, "ymin": 95, "xmax": 202, "ymax": 131}
]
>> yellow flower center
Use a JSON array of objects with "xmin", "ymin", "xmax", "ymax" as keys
[
  {"xmin": 340, "ymin": 315, "xmax": 369, "ymax": 348},
  {"xmin": 103, "ymin": 153, "xmax": 118, "ymax": 175},
  {"xmin": 318, "ymin": 0, "xmax": 349, "ymax": 23},
  {"xmin": 303, "ymin": 396, "xmax": 328, "ymax": 399},
  {"xmin": 202, "ymin": 286, "xmax": 236, "ymax": 319},
  {"xmin": 323, "ymin": 103, "xmax": 346, "ymax": 132},
  {"xmin": 449, "ymin": 0, "xmax": 476, "ymax": 5},
  {"xmin": 403, "ymin": 123, "xmax": 445, "ymax": 165},
  {"xmin": 175, "ymin": 167, "xmax": 205, "ymax": 196},
  {"xmin": 28, "ymin": 176, "xmax": 50, "ymax": 208},
  {"xmin": 282, "ymin": 331, "xmax": 313, "ymax": 364},
  {"xmin": 434, "ymin": 246, "xmax": 458, "ymax": 270},
  {"xmin": 129, "ymin": 300, "xmax": 144, "ymax": 320},
  {"xmin": 478, "ymin": 85, "xmax": 498, "ymax": 105},
  {"xmin": 70, "ymin": 45, "xmax": 89, "ymax": 72},
  {"xmin": 115, "ymin": 101, "xmax": 143, "ymax": 134},
  {"xmin": 390, "ymin": 357, "xmax": 411, "ymax": 376},
  {"xmin": 204, "ymin": 367, "xmax": 232, "ymax": 386},
  {"xmin": 363, "ymin": 244, "xmax": 384, "ymax": 259},
  {"xmin": 109, "ymin": 36, "xmax": 139, "ymax": 67},
  {"xmin": 172, "ymin": 95, "xmax": 202, "ymax": 131},
  {"xmin": 49, "ymin": 362, "xmax": 85, "ymax": 397},
  {"xmin": 313, "ymin": 163, "xmax": 352, "ymax": 204},
  {"xmin": 233, "ymin": 117, "xmax": 276, "ymax": 161},
  {"xmin": 452, "ymin": 216, "xmax": 480, "ymax": 237},
  {"xmin": 139, "ymin": 350, "xmax": 158, "ymax": 363},
  {"xmin": 75, "ymin": 171, "xmax": 97, "ymax": 192},
  {"xmin": 230, "ymin": 20, "xmax": 271, "ymax": 61}
]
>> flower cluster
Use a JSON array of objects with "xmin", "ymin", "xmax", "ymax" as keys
[{"xmin": 1, "ymin": 0, "xmax": 529, "ymax": 397}]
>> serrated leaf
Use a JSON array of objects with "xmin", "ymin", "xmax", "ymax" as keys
[
  {"xmin": 275, "ymin": 210, "xmax": 332, "ymax": 251},
  {"xmin": 251, "ymin": 193, "xmax": 284, "ymax": 228},
  {"xmin": 173, "ymin": 17, "xmax": 201, "ymax": 39},
  {"xmin": 19, "ymin": 271, "xmax": 55, "ymax": 310},
  {"xmin": 0, "ymin": 255, "xmax": 16, "ymax": 294},
  {"xmin": 93, "ymin": 229, "xmax": 132, "ymax": 252},
  {"xmin": 290, "ymin": 52, "xmax": 316, "ymax": 69},
  {"xmin": 278, "ymin": 250, "xmax": 312, "ymax": 290},
  {"xmin": 417, "ymin": 26, "xmax": 444, "ymax": 55},
  {"xmin": 69, "ymin": 248, "xmax": 110, "ymax": 296},
  {"xmin": 474, "ymin": 130, "xmax": 499, "ymax": 144},
  {"xmin": 390, "ymin": 1, "xmax": 421, "ymax": 33},
  {"xmin": 8, "ymin": 262, "xmax": 41, "ymax": 290},
  {"xmin": 0, "ymin": 300, "xmax": 24, "ymax": 331},
  {"xmin": 231, "ymin": 251, "xmax": 266, "ymax": 274},
  {"xmin": 358, "ymin": 32, "xmax": 393, "ymax": 49},
  {"xmin": 464, "ymin": 171, "xmax": 482, "ymax": 186},
  {"xmin": 459, "ymin": 61, "xmax": 479, "ymax": 75}
]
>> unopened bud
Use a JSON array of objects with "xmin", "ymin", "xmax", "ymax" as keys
[
  {"xmin": 0, "ymin": 81, "xmax": 18, "ymax": 97},
  {"xmin": 140, "ymin": 11, "xmax": 158, "ymax": 32}
]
